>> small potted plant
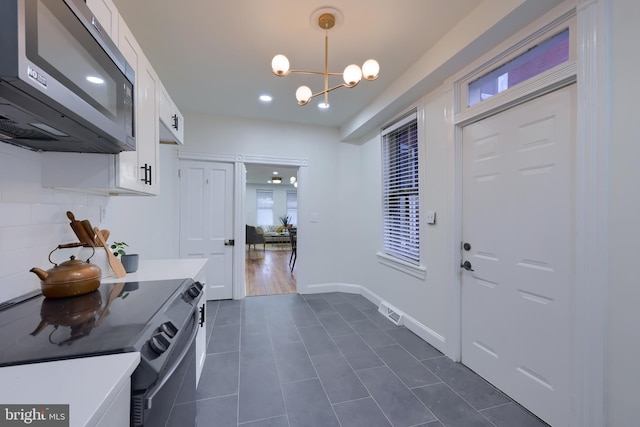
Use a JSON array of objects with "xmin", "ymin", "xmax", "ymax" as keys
[{"xmin": 110, "ymin": 241, "xmax": 139, "ymax": 273}]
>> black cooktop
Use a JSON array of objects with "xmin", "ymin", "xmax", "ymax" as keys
[{"xmin": 0, "ymin": 279, "xmax": 190, "ymax": 367}]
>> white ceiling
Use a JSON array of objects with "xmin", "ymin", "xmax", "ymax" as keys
[
  {"xmin": 109, "ymin": 0, "xmax": 563, "ymax": 183},
  {"xmin": 110, "ymin": 0, "xmax": 484, "ymax": 129},
  {"xmin": 244, "ymin": 164, "xmax": 299, "ymax": 186}
]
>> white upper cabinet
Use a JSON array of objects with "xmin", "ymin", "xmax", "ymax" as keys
[
  {"xmin": 158, "ymin": 82, "xmax": 184, "ymax": 145},
  {"xmin": 118, "ymin": 18, "xmax": 160, "ymax": 194}
]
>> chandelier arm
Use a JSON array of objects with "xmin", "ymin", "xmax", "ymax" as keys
[
  {"xmin": 307, "ymin": 82, "xmax": 357, "ymax": 102},
  {"xmin": 286, "ymin": 70, "xmax": 344, "ymax": 76}
]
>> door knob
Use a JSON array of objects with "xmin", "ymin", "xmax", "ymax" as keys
[
  {"xmin": 461, "ymin": 260, "xmax": 474, "ymax": 271},
  {"xmin": 463, "ymin": 242, "xmax": 471, "ymax": 251}
]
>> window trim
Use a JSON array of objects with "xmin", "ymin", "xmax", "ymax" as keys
[{"xmin": 377, "ymin": 108, "xmax": 426, "ymax": 279}]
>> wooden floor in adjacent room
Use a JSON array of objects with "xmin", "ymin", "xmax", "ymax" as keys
[{"xmin": 245, "ymin": 244, "xmax": 296, "ymax": 296}]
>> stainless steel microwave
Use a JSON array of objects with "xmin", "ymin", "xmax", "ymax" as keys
[{"xmin": 0, "ymin": 0, "xmax": 135, "ymax": 153}]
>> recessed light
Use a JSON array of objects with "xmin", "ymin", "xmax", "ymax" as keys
[
  {"xmin": 86, "ymin": 76, "xmax": 104, "ymax": 84},
  {"xmin": 259, "ymin": 94, "xmax": 273, "ymax": 102}
]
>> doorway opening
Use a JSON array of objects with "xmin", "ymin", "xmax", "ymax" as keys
[{"xmin": 244, "ymin": 163, "xmax": 298, "ymax": 296}]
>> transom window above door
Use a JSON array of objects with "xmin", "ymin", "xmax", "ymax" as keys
[{"xmin": 468, "ymin": 28, "xmax": 569, "ymax": 107}]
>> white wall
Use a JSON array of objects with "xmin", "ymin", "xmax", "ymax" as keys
[
  {"xmin": 178, "ymin": 113, "xmax": 342, "ymax": 289},
  {"xmin": 103, "ymin": 144, "xmax": 180, "ymax": 261},
  {"xmin": 0, "ymin": 143, "xmax": 108, "ymax": 302},
  {"xmin": 607, "ymin": 0, "xmax": 640, "ymax": 424},
  {"xmin": 335, "ymin": 89, "xmax": 453, "ymax": 349}
]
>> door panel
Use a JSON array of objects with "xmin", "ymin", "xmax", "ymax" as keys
[
  {"xmin": 461, "ymin": 85, "xmax": 575, "ymax": 426},
  {"xmin": 180, "ymin": 160, "xmax": 234, "ymax": 300}
]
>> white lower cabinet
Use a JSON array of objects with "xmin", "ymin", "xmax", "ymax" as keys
[{"xmin": 95, "ymin": 377, "xmax": 131, "ymax": 427}]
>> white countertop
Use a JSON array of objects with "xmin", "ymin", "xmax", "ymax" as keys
[
  {"xmin": 0, "ymin": 352, "xmax": 139, "ymax": 427},
  {"xmin": 102, "ymin": 258, "xmax": 207, "ymax": 284}
]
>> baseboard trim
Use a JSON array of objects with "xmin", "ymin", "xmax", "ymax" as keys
[{"xmin": 303, "ymin": 282, "xmax": 446, "ymax": 353}]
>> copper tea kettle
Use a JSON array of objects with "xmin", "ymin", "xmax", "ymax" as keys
[{"xmin": 30, "ymin": 243, "xmax": 102, "ymax": 298}]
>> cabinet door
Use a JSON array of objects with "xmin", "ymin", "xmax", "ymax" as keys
[
  {"xmin": 159, "ymin": 82, "xmax": 184, "ymax": 145},
  {"xmin": 114, "ymin": 23, "xmax": 141, "ymax": 193},
  {"xmin": 137, "ymin": 62, "xmax": 160, "ymax": 192},
  {"xmin": 117, "ymin": 19, "xmax": 159, "ymax": 195}
]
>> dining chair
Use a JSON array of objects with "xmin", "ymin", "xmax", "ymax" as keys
[{"xmin": 288, "ymin": 228, "xmax": 297, "ymax": 271}]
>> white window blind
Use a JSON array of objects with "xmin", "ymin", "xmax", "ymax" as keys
[
  {"xmin": 256, "ymin": 190, "xmax": 274, "ymax": 226},
  {"xmin": 286, "ymin": 190, "xmax": 298, "ymax": 226},
  {"xmin": 381, "ymin": 112, "xmax": 420, "ymax": 264}
]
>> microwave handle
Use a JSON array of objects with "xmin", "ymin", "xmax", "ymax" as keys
[{"xmin": 90, "ymin": 16, "xmax": 105, "ymax": 39}]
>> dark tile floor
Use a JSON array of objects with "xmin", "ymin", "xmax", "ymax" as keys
[{"xmin": 191, "ymin": 292, "xmax": 549, "ymax": 427}]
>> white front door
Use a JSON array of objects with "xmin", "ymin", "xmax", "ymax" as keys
[
  {"xmin": 179, "ymin": 160, "xmax": 234, "ymax": 300},
  {"xmin": 461, "ymin": 85, "xmax": 575, "ymax": 426}
]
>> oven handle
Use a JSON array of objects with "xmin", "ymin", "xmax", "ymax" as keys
[{"xmin": 145, "ymin": 313, "xmax": 199, "ymax": 410}]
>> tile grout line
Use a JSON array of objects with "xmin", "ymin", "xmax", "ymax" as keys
[
  {"xmin": 299, "ymin": 295, "xmax": 349, "ymax": 427},
  {"xmin": 263, "ymin": 301, "xmax": 293, "ymax": 427}
]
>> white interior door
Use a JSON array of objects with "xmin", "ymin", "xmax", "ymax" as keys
[
  {"xmin": 179, "ymin": 160, "xmax": 234, "ymax": 300},
  {"xmin": 461, "ymin": 85, "xmax": 575, "ymax": 426}
]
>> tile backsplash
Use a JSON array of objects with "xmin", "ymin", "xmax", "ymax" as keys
[{"xmin": 0, "ymin": 143, "xmax": 108, "ymax": 302}]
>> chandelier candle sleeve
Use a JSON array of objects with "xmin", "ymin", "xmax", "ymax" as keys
[{"xmin": 270, "ymin": 11, "xmax": 379, "ymax": 106}]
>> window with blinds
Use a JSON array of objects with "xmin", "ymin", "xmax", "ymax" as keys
[
  {"xmin": 256, "ymin": 190, "xmax": 274, "ymax": 226},
  {"xmin": 381, "ymin": 111, "xmax": 420, "ymax": 264},
  {"xmin": 286, "ymin": 190, "xmax": 298, "ymax": 226}
]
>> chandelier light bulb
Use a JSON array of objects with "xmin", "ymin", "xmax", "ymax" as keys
[
  {"xmin": 362, "ymin": 59, "xmax": 380, "ymax": 80},
  {"xmin": 343, "ymin": 64, "xmax": 362, "ymax": 87},
  {"xmin": 271, "ymin": 54, "xmax": 290, "ymax": 75},
  {"xmin": 296, "ymin": 86, "xmax": 312, "ymax": 105}
]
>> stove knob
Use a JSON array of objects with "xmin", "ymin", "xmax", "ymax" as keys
[
  {"xmin": 160, "ymin": 321, "xmax": 178, "ymax": 338},
  {"xmin": 187, "ymin": 285, "xmax": 201, "ymax": 298},
  {"xmin": 149, "ymin": 333, "xmax": 170, "ymax": 355}
]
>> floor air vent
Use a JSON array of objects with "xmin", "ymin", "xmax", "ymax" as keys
[{"xmin": 378, "ymin": 302, "xmax": 404, "ymax": 326}]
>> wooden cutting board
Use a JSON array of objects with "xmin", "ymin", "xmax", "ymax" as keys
[
  {"xmin": 66, "ymin": 211, "xmax": 94, "ymax": 247},
  {"xmin": 94, "ymin": 227, "xmax": 126, "ymax": 278}
]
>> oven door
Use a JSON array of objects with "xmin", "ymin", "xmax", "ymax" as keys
[{"xmin": 131, "ymin": 311, "xmax": 198, "ymax": 427}]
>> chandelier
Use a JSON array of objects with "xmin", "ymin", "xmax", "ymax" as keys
[{"xmin": 271, "ymin": 10, "xmax": 380, "ymax": 107}]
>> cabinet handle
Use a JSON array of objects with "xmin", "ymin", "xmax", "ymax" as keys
[
  {"xmin": 172, "ymin": 114, "xmax": 179, "ymax": 131},
  {"xmin": 140, "ymin": 164, "xmax": 152, "ymax": 185},
  {"xmin": 199, "ymin": 304, "xmax": 205, "ymax": 327}
]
